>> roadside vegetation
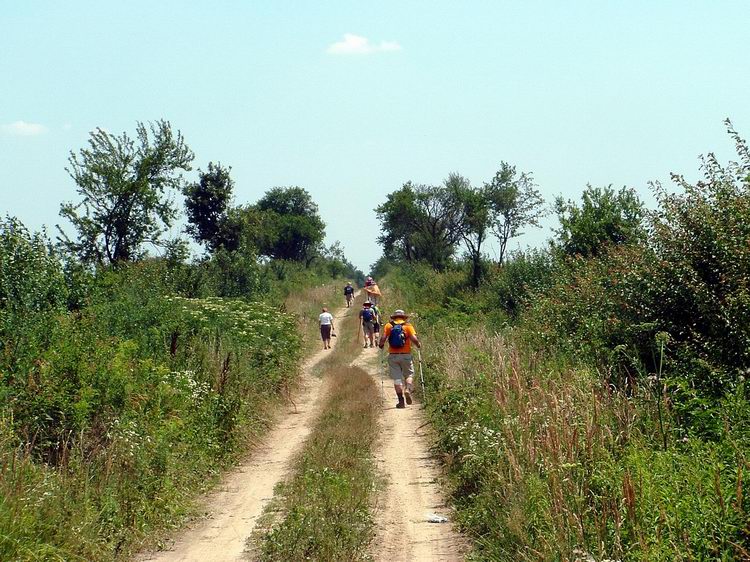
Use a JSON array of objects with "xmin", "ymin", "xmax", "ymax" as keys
[
  {"xmin": 0, "ymin": 121, "xmax": 362, "ymax": 560},
  {"xmin": 254, "ymin": 295, "xmax": 380, "ymax": 561},
  {"xmin": 375, "ymin": 121, "xmax": 750, "ymax": 560}
]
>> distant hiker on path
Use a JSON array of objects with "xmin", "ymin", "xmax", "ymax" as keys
[
  {"xmin": 379, "ymin": 309, "xmax": 421, "ymax": 409},
  {"xmin": 364, "ymin": 276, "xmax": 381, "ymax": 304},
  {"xmin": 359, "ymin": 301, "xmax": 376, "ymax": 348},
  {"xmin": 344, "ymin": 282, "xmax": 355, "ymax": 307},
  {"xmin": 319, "ymin": 307, "xmax": 335, "ymax": 350}
]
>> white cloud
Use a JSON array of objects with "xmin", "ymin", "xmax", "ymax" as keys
[
  {"xmin": 327, "ymin": 33, "xmax": 402, "ymax": 55},
  {"xmin": 2, "ymin": 120, "xmax": 48, "ymax": 136}
]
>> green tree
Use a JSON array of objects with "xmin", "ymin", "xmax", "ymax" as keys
[
  {"xmin": 59, "ymin": 120, "xmax": 194, "ymax": 265},
  {"xmin": 375, "ymin": 182, "xmax": 463, "ymax": 270},
  {"xmin": 554, "ymin": 185, "xmax": 645, "ymax": 257},
  {"xmin": 183, "ymin": 162, "xmax": 235, "ymax": 252},
  {"xmin": 375, "ymin": 183, "xmax": 420, "ymax": 262},
  {"xmin": 254, "ymin": 187, "xmax": 326, "ymax": 264},
  {"xmin": 485, "ymin": 163, "xmax": 546, "ymax": 264},
  {"xmin": 448, "ymin": 173, "xmax": 492, "ymax": 288}
]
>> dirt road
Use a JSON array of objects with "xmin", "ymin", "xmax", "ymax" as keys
[
  {"xmin": 356, "ymin": 349, "xmax": 467, "ymax": 561},
  {"xmin": 138, "ymin": 297, "xmax": 465, "ymax": 561},
  {"xmin": 138, "ymin": 303, "xmax": 354, "ymax": 562}
]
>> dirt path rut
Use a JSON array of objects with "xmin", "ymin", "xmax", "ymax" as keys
[
  {"xmin": 139, "ymin": 302, "xmax": 354, "ymax": 562},
  {"xmin": 357, "ymin": 349, "xmax": 467, "ymax": 562}
]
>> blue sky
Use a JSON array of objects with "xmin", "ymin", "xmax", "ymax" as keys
[{"xmin": 2, "ymin": 1, "xmax": 749, "ymax": 271}]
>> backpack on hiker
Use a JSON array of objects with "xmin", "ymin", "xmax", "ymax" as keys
[
  {"xmin": 388, "ymin": 322, "xmax": 408, "ymax": 349},
  {"xmin": 361, "ymin": 307, "xmax": 374, "ymax": 322}
]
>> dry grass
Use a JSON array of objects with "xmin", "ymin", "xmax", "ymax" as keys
[
  {"xmin": 284, "ymin": 281, "xmax": 347, "ymax": 355},
  {"xmin": 252, "ymin": 292, "xmax": 380, "ymax": 561},
  {"xmin": 427, "ymin": 326, "xmax": 749, "ymax": 560},
  {"xmin": 430, "ymin": 328, "xmax": 636, "ymax": 559}
]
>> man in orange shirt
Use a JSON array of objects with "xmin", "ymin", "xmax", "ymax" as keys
[{"xmin": 378, "ymin": 309, "xmax": 421, "ymax": 409}]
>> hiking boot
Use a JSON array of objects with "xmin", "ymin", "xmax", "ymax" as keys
[
  {"xmin": 396, "ymin": 402, "xmax": 406, "ymax": 409},
  {"xmin": 404, "ymin": 389, "xmax": 413, "ymax": 405},
  {"xmin": 396, "ymin": 395, "xmax": 406, "ymax": 409}
]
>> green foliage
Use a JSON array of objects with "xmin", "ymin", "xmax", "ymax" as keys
[
  {"xmin": 320, "ymin": 241, "xmax": 365, "ymax": 284},
  {"xmin": 0, "ymin": 260, "xmax": 301, "ymax": 560},
  {"xmin": 484, "ymin": 163, "xmax": 546, "ymax": 264},
  {"xmin": 375, "ymin": 181, "xmax": 463, "ymax": 270},
  {"xmin": 422, "ymin": 330, "xmax": 749, "ymax": 561},
  {"xmin": 60, "ymin": 120, "xmax": 194, "ymax": 265},
  {"xmin": 448, "ymin": 172, "xmax": 492, "ymax": 288},
  {"xmin": 0, "ymin": 217, "xmax": 67, "ymax": 332},
  {"xmin": 646, "ymin": 121, "xmax": 750, "ymax": 395},
  {"xmin": 376, "ymin": 165, "xmax": 546, "ymax": 286},
  {"xmin": 183, "ymin": 162, "xmax": 235, "ymax": 251},
  {"xmin": 254, "ymin": 186, "xmax": 326, "ymax": 264},
  {"xmin": 481, "ymin": 248, "xmax": 557, "ymax": 319},
  {"xmin": 555, "ymin": 185, "xmax": 645, "ymax": 257}
]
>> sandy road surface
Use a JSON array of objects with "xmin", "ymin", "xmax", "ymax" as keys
[
  {"xmin": 138, "ymin": 301, "xmax": 355, "ymax": 562},
  {"xmin": 357, "ymin": 349, "xmax": 467, "ymax": 562}
]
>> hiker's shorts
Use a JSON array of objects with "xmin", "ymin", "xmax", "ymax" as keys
[
  {"xmin": 388, "ymin": 353, "xmax": 414, "ymax": 385},
  {"xmin": 320, "ymin": 325, "xmax": 332, "ymax": 340},
  {"xmin": 362, "ymin": 321, "xmax": 375, "ymax": 335}
]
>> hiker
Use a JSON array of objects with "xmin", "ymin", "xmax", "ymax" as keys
[
  {"xmin": 359, "ymin": 301, "xmax": 376, "ymax": 348},
  {"xmin": 344, "ymin": 282, "xmax": 355, "ymax": 307},
  {"xmin": 318, "ymin": 307, "xmax": 335, "ymax": 350},
  {"xmin": 378, "ymin": 309, "xmax": 421, "ymax": 408},
  {"xmin": 364, "ymin": 276, "xmax": 380, "ymax": 304}
]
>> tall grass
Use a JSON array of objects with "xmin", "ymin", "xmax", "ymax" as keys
[
  {"xmin": 425, "ymin": 326, "xmax": 749, "ymax": 560},
  {"xmin": 0, "ymin": 259, "xmax": 355, "ymax": 561}
]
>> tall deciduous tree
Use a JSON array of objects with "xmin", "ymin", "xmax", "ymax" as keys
[
  {"xmin": 376, "ymin": 182, "xmax": 463, "ymax": 270},
  {"xmin": 183, "ymin": 162, "xmax": 234, "ymax": 252},
  {"xmin": 254, "ymin": 186, "xmax": 325, "ymax": 264},
  {"xmin": 447, "ymin": 173, "xmax": 492, "ymax": 288},
  {"xmin": 485, "ymin": 162, "xmax": 546, "ymax": 264},
  {"xmin": 59, "ymin": 120, "xmax": 193, "ymax": 265}
]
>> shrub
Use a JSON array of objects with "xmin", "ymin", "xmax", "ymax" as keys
[{"xmin": 0, "ymin": 217, "xmax": 67, "ymax": 332}]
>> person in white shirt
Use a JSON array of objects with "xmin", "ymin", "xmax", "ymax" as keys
[{"xmin": 318, "ymin": 307, "xmax": 335, "ymax": 350}]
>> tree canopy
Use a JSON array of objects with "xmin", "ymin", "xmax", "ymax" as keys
[
  {"xmin": 485, "ymin": 163, "xmax": 546, "ymax": 264},
  {"xmin": 183, "ymin": 162, "xmax": 235, "ymax": 252},
  {"xmin": 59, "ymin": 120, "xmax": 194, "ymax": 265},
  {"xmin": 254, "ymin": 186, "xmax": 326, "ymax": 263},
  {"xmin": 375, "ymin": 182, "xmax": 463, "ymax": 271},
  {"xmin": 554, "ymin": 185, "xmax": 645, "ymax": 257}
]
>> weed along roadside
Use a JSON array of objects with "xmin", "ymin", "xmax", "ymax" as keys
[
  {"xmin": 381, "ymin": 256, "xmax": 750, "ymax": 561},
  {"xmin": 252, "ymin": 294, "xmax": 381, "ymax": 561},
  {"xmin": 136, "ymin": 289, "xmax": 355, "ymax": 562}
]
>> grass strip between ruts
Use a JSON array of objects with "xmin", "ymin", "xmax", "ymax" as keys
[{"xmin": 252, "ymin": 295, "xmax": 380, "ymax": 561}]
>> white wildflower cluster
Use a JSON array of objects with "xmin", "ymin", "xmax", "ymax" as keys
[
  {"xmin": 169, "ymin": 296, "xmax": 297, "ymax": 350},
  {"xmin": 447, "ymin": 420, "xmax": 504, "ymax": 456},
  {"xmin": 167, "ymin": 369, "xmax": 212, "ymax": 403},
  {"xmin": 527, "ymin": 405, "xmax": 551, "ymax": 431},
  {"xmin": 107, "ymin": 418, "xmax": 144, "ymax": 459}
]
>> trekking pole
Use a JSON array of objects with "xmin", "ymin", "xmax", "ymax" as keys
[
  {"xmin": 380, "ymin": 347, "xmax": 386, "ymax": 400},
  {"xmin": 418, "ymin": 348, "xmax": 426, "ymax": 405}
]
